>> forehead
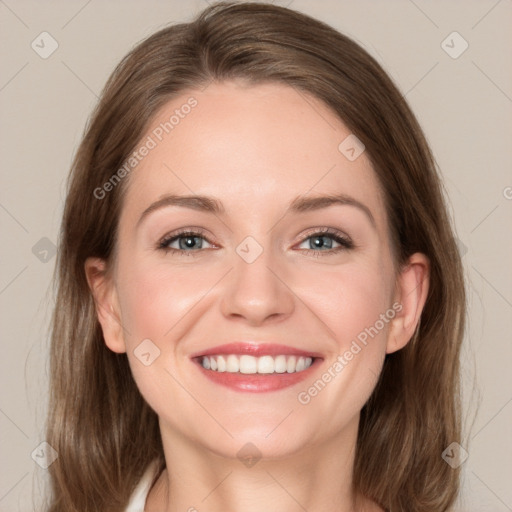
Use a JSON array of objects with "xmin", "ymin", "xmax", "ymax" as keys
[{"xmin": 120, "ymin": 80, "xmax": 386, "ymax": 228}]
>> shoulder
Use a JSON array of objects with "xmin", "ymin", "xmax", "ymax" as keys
[{"xmin": 125, "ymin": 459, "xmax": 162, "ymax": 512}]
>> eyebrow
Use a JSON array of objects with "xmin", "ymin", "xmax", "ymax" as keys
[{"xmin": 137, "ymin": 193, "xmax": 376, "ymax": 229}]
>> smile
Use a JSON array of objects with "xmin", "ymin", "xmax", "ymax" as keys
[
  {"xmin": 191, "ymin": 342, "xmax": 322, "ymax": 392},
  {"xmin": 201, "ymin": 354, "xmax": 313, "ymax": 374}
]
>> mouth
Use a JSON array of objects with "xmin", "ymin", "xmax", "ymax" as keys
[{"xmin": 191, "ymin": 342, "xmax": 323, "ymax": 393}]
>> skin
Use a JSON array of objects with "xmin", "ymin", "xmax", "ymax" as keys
[{"xmin": 86, "ymin": 80, "xmax": 429, "ymax": 512}]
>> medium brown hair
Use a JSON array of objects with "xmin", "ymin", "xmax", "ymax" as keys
[{"xmin": 45, "ymin": 2, "xmax": 466, "ymax": 511}]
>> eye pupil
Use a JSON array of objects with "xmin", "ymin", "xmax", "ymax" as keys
[
  {"xmin": 312, "ymin": 236, "xmax": 331, "ymax": 249},
  {"xmin": 181, "ymin": 236, "xmax": 200, "ymax": 249}
]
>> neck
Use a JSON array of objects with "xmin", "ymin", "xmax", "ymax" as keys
[{"xmin": 145, "ymin": 415, "xmax": 382, "ymax": 512}]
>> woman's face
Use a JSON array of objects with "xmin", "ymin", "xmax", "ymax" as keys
[{"xmin": 89, "ymin": 80, "xmax": 421, "ymax": 459}]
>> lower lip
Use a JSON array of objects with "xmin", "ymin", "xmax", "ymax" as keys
[{"xmin": 194, "ymin": 358, "xmax": 322, "ymax": 392}]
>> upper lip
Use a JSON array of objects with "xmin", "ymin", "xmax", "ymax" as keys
[{"xmin": 190, "ymin": 342, "xmax": 323, "ymax": 359}]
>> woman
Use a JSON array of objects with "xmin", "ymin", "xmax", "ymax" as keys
[{"xmin": 45, "ymin": 2, "xmax": 466, "ymax": 511}]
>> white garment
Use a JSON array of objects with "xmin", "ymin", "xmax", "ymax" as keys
[{"xmin": 125, "ymin": 459, "xmax": 161, "ymax": 511}]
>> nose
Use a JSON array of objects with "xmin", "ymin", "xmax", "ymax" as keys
[{"xmin": 220, "ymin": 241, "xmax": 295, "ymax": 326}]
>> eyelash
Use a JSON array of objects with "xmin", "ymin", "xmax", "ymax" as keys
[{"xmin": 157, "ymin": 227, "xmax": 354, "ymax": 257}]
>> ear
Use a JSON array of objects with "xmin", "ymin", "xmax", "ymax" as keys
[
  {"xmin": 386, "ymin": 252, "xmax": 430, "ymax": 354},
  {"xmin": 84, "ymin": 257, "xmax": 126, "ymax": 354}
]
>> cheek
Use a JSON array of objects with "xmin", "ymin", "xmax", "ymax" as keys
[
  {"xmin": 291, "ymin": 259, "xmax": 393, "ymax": 416},
  {"xmin": 115, "ymin": 258, "xmax": 213, "ymax": 412},
  {"xmin": 116, "ymin": 257, "xmax": 210, "ymax": 345},
  {"xmin": 296, "ymin": 259, "xmax": 393, "ymax": 348}
]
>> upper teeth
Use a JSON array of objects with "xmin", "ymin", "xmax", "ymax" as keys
[{"xmin": 201, "ymin": 354, "xmax": 313, "ymax": 374}]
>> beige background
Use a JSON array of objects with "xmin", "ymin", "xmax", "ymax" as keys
[{"xmin": 1, "ymin": 0, "xmax": 511, "ymax": 510}]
